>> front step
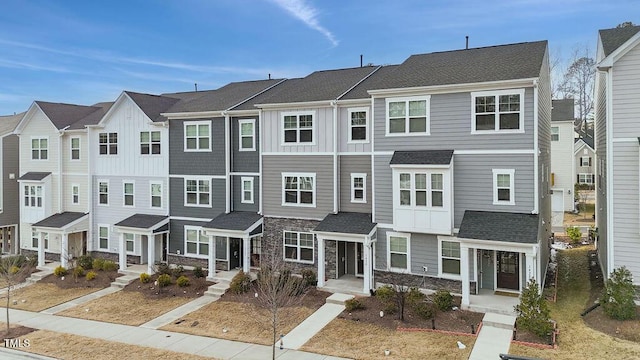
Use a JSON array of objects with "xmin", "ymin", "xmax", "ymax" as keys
[
  {"xmin": 110, "ymin": 275, "xmax": 138, "ymax": 289},
  {"xmin": 481, "ymin": 313, "xmax": 516, "ymax": 330},
  {"xmin": 203, "ymin": 283, "xmax": 228, "ymax": 298},
  {"xmin": 26, "ymin": 270, "xmax": 53, "ymax": 284},
  {"xmin": 325, "ymin": 293, "xmax": 355, "ymax": 305}
]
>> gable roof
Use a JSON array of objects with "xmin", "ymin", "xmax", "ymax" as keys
[
  {"xmin": 340, "ymin": 65, "xmax": 400, "ymax": 100},
  {"xmin": 551, "ymin": 99, "xmax": 575, "ymax": 122},
  {"xmin": 35, "ymin": 101, "xmax": 107, "ymax": 130},
  {"xmin": 0, "ymin": 112, "xmax": 25, "ymax": 135},
  {"xmin": 599, "ymin": 25, "xmax": 640, "ymax": 57},
  {"xmin": 67, "ymin": 102, "xmax": 113, "ymax": 129},
  {"xmin": 124, "ymin": 91, "xmax": 181, "ymax": 122},
  {"xmin": 458, "ymin": 210, "xmax": 539, "ymax": 244},
  {"xmin": 204, "ymin": 211, "xmax": 262, "ymax": 231},
  {"xmin": 33, "ymin": 212, "xmax": 87, "ymax": 229},
  {"xmin": 314, "ymin": 212, "xmax": 376, "ymax": 235},
  {"xmin": 575, "ymin": 128, "xmax": 594, "ymax": 149}
]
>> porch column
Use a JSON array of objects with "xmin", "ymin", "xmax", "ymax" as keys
[
  {"xmin": 363, "ymin": 237, "xmax": 371, "ymax": 294},
  {"xmin": 38, "ymin": 231, "xmax": 45, "ymax": 267},
  {"xmin": 460, "ymin": 244, "xmax": 470, "ymax": 307},
  {"xmin": 525, "ymin": 250, "xmax": 538, "ymax": 289},
  {"xmin": 12, "ymin": 225, "xmax": 19, "ymax": 255},
  {"xmin": 61, "ymin": 233, "xmax": 69, "ymax": 268},
  {"xmin": 208, "ymin": 235, "xmax": 216, "ymax": 279},
  {"xmin": 147, "ymin": 233, "xmax": 155, "ymax": 275},
  {"xmin": 119, "ymin": 232, "xmax": 127, "ymax": 271},
  {"xmin": 242, "ymin": 235, "xmax": 250, "ymax": 273},
  {"xmin": 317, "ymin": 236, "xmax": 325, "ymax": 288}
]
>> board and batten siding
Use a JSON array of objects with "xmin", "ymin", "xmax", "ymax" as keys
[
  {"xmin": 373, "ymin": 89, "xmax": 535, "ymax": 152},
  {"xmin": 0, "ymin": 135, "xmax": 19, "ymax": 226},
  {"xmin": 231, "ymin": 117, "xmax": 260, "ymax": 173},
  {"xmin": 337, "ymin": 105, "xmax": 372, "ymax": 153},
  {"xmin": 169, "ymin": 118, "xmax": 225, "ymax": 176},
  {"xmin": 261, "ymin": 107, "xmax": 335, "ymax": 153},
  {"xmin": 261, "ymin": 155, "xmax": 333, "ymax": 220},
  {"xmin": 231, "ymin": 175, "xmax": 259, "ymax": 212},
  {"xmin": 169, "ymin": 177, "xmax": 225, "ymax": 220},
  {"xmin": 339, "ymin": 155, "xmax": 371, "ymax": 213}
]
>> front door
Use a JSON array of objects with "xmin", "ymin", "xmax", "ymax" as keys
[
  {"xmin": 497, "ymin": 251, "xmax": 519, "ymax": 290},
  {"xmin": 229, "ymin": 238, "xmax": 242, "ymax": 270},
  {"xmin": 355, "ymin": 243, "xmax": 364, "ymax": 276}
]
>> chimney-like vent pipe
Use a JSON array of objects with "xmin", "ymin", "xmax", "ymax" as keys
[
  {"xmin": 194, "ymin": 83, "xmax": 198, "ymax": 92},
  {"xmin": 360, "ymin": 54, "xmax": 363, "ymax": 67},
  {"xmin": 268, "ymin": 73, "xmax": 271, "ymax": 80},
  {"xmin": 465, "ymin": 36, "xmax": 469, "ymax": 49}
]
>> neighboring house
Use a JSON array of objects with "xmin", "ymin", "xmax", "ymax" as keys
[
  {"xmin": 14, "ymin": 101, "xmax": 111, "ymax": 267},
  {"xmin": 594, "ymin": 25, "xmax": 640, "ymax": 290},
  {"xmin": 550, "ymin": 99, "xmax": 576, "ymax": 219},
  {"xmin": 0, "ymin": 112, "xmax": 23, "ymax": 254},
  {"xmin": 574, "ymin": 128, "xmax": 595, "ymax": 186}
]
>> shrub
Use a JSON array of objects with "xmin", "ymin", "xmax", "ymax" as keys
[
  {"xmin": 345, "ymin": 298, "xmax": 365, "ymax": 311},
  {"xmin": 92, "ymin": 258, "xmax": 105, "ymax": 271},
  {"xmin": 301, "ymin": 269, "xmax": 317, "ymax": 287},
  {"xmin": 157, "ymin": 273, "xmax": 172, "ymax": 287},
  {"xmin": 193, "ymin": 266, "xmax": 205, "ymax": 278},
  {"xmin": 601, "ymin": 266, "xmax": 637, "ymax": 320},
  {"xmin": 155, "ymin": 263, "xmax": 172, "ymax": 276},
  {"xmin": 433, "ymin": 289, "xmax": 454, "ymax": 311},
  {"xmin": 514, "ymin": 278, "xmax": 553, "ymax": 337},
  {"xmin": 413, "ymin": 302, "xmax": 435, "ymax": 320},
  {"xmin": 407, "ymin": 287, "xmax": 426, "ymax": 307},
  {"xmin": 102, "ymin": 260, "xmax": 118, "ymax": 272},
  {"xmin": 77, "ymin": 255, "xmax": 93, "ymax": 270},
  {"xmin": 53, "ymin": 266, "xmax": 67, "ymax": 277},
  {"xmin": 73, "ymin": 266, "xmax": 85, "ymax": 277},
  {"xmin": 177, "ymin": 275, "xmax": 190, "ymax": 287},
  {"xmin": 140, "ymin": 273, "xmax": 151, "ymax": 284},
  {"xmin": 172, "ymin": 265, "xmax": 185, "ymax": 278},
  {"xmin": 9, "ymin": 265, "xmax": 20, "ymax": 275},
  {"xmin": 375, "ymin": 285, "xmax": 397, "ymax": 313},
  {"xmin": 229, "ymin": 271, "xmax": 252, "ymax": 294},
  {"xmin": 288, "ymin": 276, "xmax": 306, "ymax": 296},
  {"xmin": 86, "ymin": 271, "xmax": 97, "ymax": 281},
  {"xmin": 566, "ymin": 226, "xmax": 582, "ymax": 244}
]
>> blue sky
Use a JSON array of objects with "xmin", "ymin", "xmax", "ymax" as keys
[{"xmin": 0, "ymin": 0, "xmax": 636, "ymax": 114}]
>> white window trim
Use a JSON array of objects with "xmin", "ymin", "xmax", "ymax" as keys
[
  {"xmin": 437, "ymin": 238, "xmax": 461, "ymax": 280},
  {"xmin": 70, "ymin": 137, "xmax": 81, "ymax": 161},
  {"xmin": 350, "ymin": 173, "xmax": 367, "ymax": 203},
  {"xmin": 98, "ymin": 224, "xmax": 109, "ymax": 250},
  {"xmin": 23, "ymin": 184, "xmax": 43, "ymax": 208},
  {"xmin": 123, "ymin": 180, "xmax": 135, "ymax": 208},
  {"xmin": 98, "ymin": 132, "xmax": 118, "ymax": 155},
  {"xmin": 282, "ymin": 230, "xmax": 315, "ymax": 264},
  {"xmin": 71, "ymin": 184, "xmax": 80, "ymax": 205},
  {"xmin": 347, "ymin": 107, "xmax": 369, "ymax": 143},
  {"xmin": 184, "ymin": 121, "xmax": 212, "ymax": 152},
  {"xmin": 241, "ymin": 177, "xmax": 254, "ymax": 204},
  {"xmin": 30, "ymin": 136, "xmax": 49, "ymax": 160},
  {"xmin": 493, "ymin": 169, "xmax": 516, "ymax": 205},
  {"xmin": 98, "ymin": 180, "xmax": 109, "ymax": 206},
  {"xmin": 550, "ymin": 127, "xmax": 559, "ymax": 142},
  {"xmin": 281, "ymin": 172, "xmax": 316, "ymax": 208},
  {"xmin": 386, "ymin": 232, "xmax": 411, "ymax": 273},
  {"xmin": 183, "ymin": 177, "xmax": 212, "ymax": 208},
  {"xmin": 395, "ymin": 169, "xmax": 447, "ymax": 209},
  {"xmin": 184, "ymin": 226, "xmax": 209, "ymax": 259},
  {"xmin": 471, "ymin": 89, "xmax": 525, "ymax": 134},
  {"xmin": 150, "ymin": 181, "xmax": 163, "ymax": 209},
  {"xmin": 385, "ymin": 96, "xmax": 431, "ymax": 136},
  {"xmin": 140, "ymin": 130, "xmax": 161, "ymax": 155},
  {"xmin": 281, "ymin": 111, "xmax": 316, "ymax": 145},
  {"xmin": 580, "ymin": 156, "xmax": 591, "ymax": 167},
  {"xmin": 578, "ymin": 173, "xmax": 594, "ymax": 184},
  {"xmin": 124, "ymin": 233, "xmax": 136, "ymax": 254},
  {"xmin": 31, "ymin": 231, "xmax": 49, "ymax": 250},
  {"xmin": 238, "ymin": 119, "xmax": 256, "ymax": 152}
]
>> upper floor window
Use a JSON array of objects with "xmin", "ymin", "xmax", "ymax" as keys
[
  {"xmin": 348, "ymin": 108, "xmax": 368, "ymax": 142},
  {"xmin": 386, "ymin": 96, "xmax": 430, "ymax": 135},
  {"xmin": 283, "ymin": 112, "xmax": 313, "ymax": 144},
  {"xmin": 72, "ymin": 184, "xmax": 79, "ymax": 205},
  {"xmin": 71, "ymin": 137, "xmax": 80, "ymax": 160},
  {"xmin": 493, "ymin": 169, "xmax": 515, "ymax": 205},
  {"xmin": 580, "ymin": 156, "xmax": 592, "ymax": 167},
  {"xmin": 140, "ymin": 131, "xmax": 161, "ymax": 155},
  {"xmin": 283, "ymin": 231, "xmax": 314, "ymax": 263},
  {"xmin": 398, "ymin": 172, "xmax": 444, "ymax": 208},
  {"xmin": 24, "ymin": 185, "xmax": 43, "ymax": 208},
  {"xmin": 123, "ymin": 182, "xmax": 134, "ymax": 207},
  {"xmin": 185, "ymin": 178, "xmax": 210, "ymax": 206},
  {"xmin": 185, "ymin": 227, "xmax": 208, "ymax": 257},
  {"xmin": 472, "ymin": 89, "xmax": 524, "ymax": 133},
  {"xmin": 98, "ymin": 181, "xmax": 109, "ymax": 205},
  {"xmin": 150, "ymin": 182, "xmax": 162, "ymax": 208},
  {"xmin": 551, "ymin": 127, "xmax": 559, "ymax": 141},
  {"xmin": 99, "ymin": 132, "xmax": 118, "ymax": 155},
  {"xmin": 241, "ymin": 177, "xmax": 254, "ymax": 204},
  {"xmin": 282, "ymin": 173, "xmax": 315, "ymax": 207},
  {"xmin": 239, "ymin": 119, "xmax": 256, "ymax": 151},
  {"xmin": 351, "ymin": 173, "xmax": 366, "ymax": 203},
  {"xmin": 184, "ymin": 121, "xmax": 211, "ymax": 151},
  {"xmin": 31, "ymin": 137, "xmax": 48, "ymax": 160}
]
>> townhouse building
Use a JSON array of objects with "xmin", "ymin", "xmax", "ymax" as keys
[
  {"xmin": 550, "ymin": 98, "xmax": 576, "ymax": 218},
  {"xmin": 574, "ymin": 128, "xmax": 595, "ymax": 186},
  {"xmin": 0, "ymin": 112, "xmax": 22, "ymax": 254}
]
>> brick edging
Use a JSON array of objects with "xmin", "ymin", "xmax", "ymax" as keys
[{"xmin": 397, "ymin": 321, "xmax": 482, "ymax": 337}]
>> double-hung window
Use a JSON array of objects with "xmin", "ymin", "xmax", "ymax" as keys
[
  {"xmin": 386, "ymin": 96, "xmax": 430, "ymax": 135},
  {"xmin": 71, "ymin": 137, "xmax": 80, "ymax": 160},
  {"xmin": 241, "ymin": 177, "xmax": 254, "ymax": 204},
  {"xmin": 150, "ymin": 182, "xmax": 162, "ymax": 208},
  {"xmin": 185, "ymin": 178, "xmax": 210, "ymax": 206},
  {"xmin": 24, "ymin": 185, "xmax": 43, "ymax": 208},
  {"xmin": 99, "ymin": 132, "xmax": 118, "ymax": 155},
  {"xmin": 31, "ymin": 137, "xmax": 48, "ymax": 160},
  {"xmin": 348, "ymin": 108, "xmax": 368, "ymax": 142},
  {"xmin": 551, "ymin": 127, "xmax": 559, "ymax": 141},
  {"xmin": 282, "ymin": 173, "xmax": 315, "ymax": 206},
  {"xmin": 125, "ymin": 233, "xmax": 134, "ymax": 253},
  {"xmin": 184, "ymin": 121, "xmax": 211, "ymax": 151},
  {"xmin": 387, "ymin": 233, "xmax": 410, "ymax": 272},
  {"xmin": 580, "ymin": 156, "xmax": 591, "ymax": 167},
  {"xmin": 351, "ymin": 173, "xmax": 366, "ymax": 203},
  {"xmin": 31, "ymin": 231, "xmax": 48, "ymax": 249},
  {"xmin": 72, "ymin": 184, "xmax": 80, "ymax": 205},
  {"xmin": 123, "ymin": 182, "xmax": 134, "ymax": 207},
  {"xmin": 99, "ymin": 226, "xmax": 109, "ymax": 250},
  {"xmin": 140, "ymin": 131, "xmax": 161, "ymax": 154},
  {"xmin": 98, "ymin": 181, "xmax": 109, "ymax": 205},
  {"xmin": 440, "ymin": 240, "xmax": 460, "ymax": 277},
  {"xmin": 493, "ymin": 169, "xmax": 515, "ymax": 205},
  {"xmin": 283, "ymin": 231, "xmax": 314, "ymax": 263},
  {"xmin": 578, "ymin": 173, "xmax": 594, "ymax": 184},
  {"xmin": 185, "ymin": 227, "xmax": 208, "ymax": 257},
  {"xmin": 238, "ymin": 119, "xmax": 256, "ymax": 151},
  {"xmin": 283, "ymin": 112, "xmax": 313, "ymax": 144},
  {"xmin": 472, "ymin": 89, "xmax": 524, "ymax": 133}
]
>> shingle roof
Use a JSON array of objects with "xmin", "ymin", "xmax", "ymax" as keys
[
  {"xmin": 340, "ymin": 65, "xmax": 400, "ymax": 100},
  {"xmin": 458, "ymin": 211, "xmax": 539, "ymax": 244},
  {"xmin": 314, "ymin": 212, "xmax": 376, "ymax": 235},
  {"xmin": 68, "ymin": 102, "xmax": 113, "ymax": 129},
  {"xmin": 575, "ymin": 128, "xmax": 595, "ymax": 149},
  {"xmin": 599, "ymin": 25, "xmax": 640, "ymax": 57},
  {"xmin": 33, "ymin": 212, "xmax": 87, "ymax": 228},
  {"xmin": 373, "ymin": 41, "xmax": 547, "ymax": 90},
  {"xmin": 551, "ymin": 99, "xmax": 575, "ymax": 122},
  {"xmin": 125, "ymin": 91, "xmax": 181, "ymax": 122},
  {"xmin": 0, "ymin": 112, "xmax": 24, "ymax": 135},
  {"xmin": 35, "ymin": 101, "xmax": 106, "ymax": 130},
  {"xmin": 115, "ymin": 214, "xmax": 169, "ymax": 230},
  {"xmin": 204, "ymin": 211, "xmax": 262, "ymax": 231},
  {"xmin": 18, "ymin": 172, "xmax": 51, "ymax": 181},
  {"xmin": 232, "ymin": 78, "xmax": 304, "ymax": 111},
  {"xmin": 390, "ymin": 150, "xmax": 454, "ymax": 165}
]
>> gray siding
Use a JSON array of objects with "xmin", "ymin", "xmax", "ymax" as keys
[
  {"xmin": 0, "ymin": 135, "xmax": 19, "ymax": 226},
  {"xmin": 169, "ymin": 118, "xmax": 225, "ymax": 176},
  {"xmin": 537, "ymin": 48, "xmax": 553, "ymax": 277},
  {"xmin": 375, "ymin": 228, "xmax": 439, "ymax": 276},
  {"xmin": 231, "ymin": 117, "xmax": 259, "ymax": 173},
  {"xmin": 373, "ymin": 154, "xmax": 394, "ymax": 224},
  {"xmin": 169, "ymin": 177, "xmax": 226, "ymax": 219},
  {"xmin": 168, "ymin": 219, "xmax": 208, "ymax": 254},
  {"xmin": 262, "ymin": 155, "xmax": 333, "ymax": 220},
  {"xmin": 339, "ymin": 155, "xmax": 372, "ymax": 213},
  {"xmin": 595, "ymin": 70, "xmax": 608, "ymax": 275},
  {"xmin": 231, "ymin": 175, "xmax": 259, "ymax": 212}
]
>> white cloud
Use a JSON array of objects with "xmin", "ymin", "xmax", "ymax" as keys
[{"xmin": 268, "ymin": 0, "xmax": 338, "ymax": 46}]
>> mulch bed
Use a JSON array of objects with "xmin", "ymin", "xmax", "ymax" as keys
[
  {"xmin": 0, "ymin": 325, "xmax": 37, "ymax": 339},
  {"xmin": 221, "ymin": 282, "xmax": 330, "ymax": 309},
  {"xmin": 123, "ymin": 270, "xmax": 213, "ymax": 300},
  {"xmin": 39, "ymin": 270, "xmax": 118, "ymax": 289},
  {"xmin": 339, "ymin": 294, "xmax": 484, "ymax": 335}
]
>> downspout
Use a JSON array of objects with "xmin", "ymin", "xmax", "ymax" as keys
[
  {"xmin": 605, "ymin": 67, "xmax": 614, "ymax": 276},
  {"xmin": 532, "ymin": 79, "xmax": 539, "ymax": 215},
  {"xmin": 223, "ymin": 112, "xmax": 231, "ymax": 213},
  {"xmin": 332, "ymin": 100, "xmax": 338, "ymax": 214},
  {"xmin": 370, "ymin": 96, "xmax": 376, "ymax": 222},
  {"xmin": 87, "ymin": 127, "xmax": 93, "ymax": 252},
  {"xmin": 58, "ymin": 129, "xmax": 65, "ymax": 213},
  {"xmin": 258, "ymin": 109, "xmax": 263, "ymax": 215}
]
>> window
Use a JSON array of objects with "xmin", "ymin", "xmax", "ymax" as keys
[
  {"xmin": 185, "ymin": 227, "xmax": 208, "ymax": 257},
  {"xmin": 348, "ymin": 108, "xmax": 368, "ymax": 142},
  {"xmin": 283, "ymin": 112, "xmax": 313, "ymax": 144},
  {"xmin": 493, "ymin": 169, "xmax": 515, "ymax": 205},
  {"xmin": 72, "ymin": 184, "xmax": 79, "ymax": 205},
  {"xmin": 580, "ymin": 156, "xmax": 592, "ymax": 167},
  {"xmin": 551, "ymin": 127, "xmax": 559, "ymax": 141},
  {"xmin": 185, "ymin": 178, "xmax": 211, "ymax": 206},
  {"xmin": 387, "ymin": 233, "xmax": 409, "ymax": 272},
  {"xmin": 71, "ymin": 137, "xmax": 80, "ymax": 160},
  {"xmin": 238, "ymin": 119, "xmax": 256, "ymax": 151},
  {"xmin": 98, "ymin": 181, "xmax": 108, "ymax": 205},
  {"xmin": 283, "ymin": 231, "xmax": 314, "ymax": 263},
  {"xmin": 24, "ymin": 185, "xmax": 43, "ymax": 208},
  {"xmin": 150, "ymin": 182, "xmax": 162, "ymax": 208},
  {"xmin": 241, "ymin": 177, "xmax": 254, "ymax": 204},
  {"xmin": 386, "ymin": 96, "xmax": 430, "ymax": 135},
  {"xmin": 32, "ymin": 231, "xmax": 48, "ymax": 249},
  {"xmin": 184, "ymin": 121, "xmax": 211, "ymax": 151},
  {"xmin": 472, "ymin": 89, "xmax": 524, "ymax": 133},
  {"xmin": 99, "ymin": 226, "xmax": 109, "ymax": 249},
  {"xmin": 351, "ymin": 173, "xmax": 366, "ymax": 203},
  {"xmin": 282, "ymin": 173, "xmax": 315, "ymax": 206},
  {"xmin": 431, "ymin": 174, "xmax": 443, "ymax": 207},
  {"xmin": 215, "ymin": 237, "xmax": 227, "ymax": 260},
  {"xmin": 140, "ymin": 131, "xmax": 161, "ymax": 154},
  {"xmin": 440, "ymin": 240, "xmax": 460, "ymax": 277},
  {"xmin": 125, "ymin": 233, "xmax": 134, "ymax": 253},
  {"xmin": 123, "ymin": 182, "xmax": 134, "ymax": 207},
  {"xmin": 99, "ymin": 132, "xmax": 118, "ymax": 155},
  {"xmin": 578, "ymin": 173, "xmax": 594, "ymax": 184},
  {"xmin": 31, "ymin": 137, "xmax": 48, "ymax": 160},
  {"xmin": 397, "ymin": 172, "xmax": 444, "ymax": 208}
]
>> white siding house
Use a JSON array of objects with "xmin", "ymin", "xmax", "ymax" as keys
[{"xmin": 550, "ymin": 99, "xmax": 576, "ymax": 218}]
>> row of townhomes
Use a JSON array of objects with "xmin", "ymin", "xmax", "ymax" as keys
[{"xmin": 2, "ymin": 39, "xmax": 554, "ymax": 308}]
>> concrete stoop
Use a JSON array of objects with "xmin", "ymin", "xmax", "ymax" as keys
[
  {"xmin": 110, "ymin": 274, "xmax": 138, "ymax": 289},
  {"xmin": 481, "ymin": 313, "xmax": 516, "ymax": 330},
  {"xmin": 325, "ymin": 292, "xmax": 355, "ymax": 305},
  {"xmin": 26, "ymin": 270, "xmax": 53, "ymax": 284},
  {"xmin": 203, "ymin": 282, "xmax": 228, "ymax": 298}
]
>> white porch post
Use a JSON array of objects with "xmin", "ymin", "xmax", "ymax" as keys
[
  {"xmin": 526, "ymin": 251, "xmax": 537, "ymax": 288},
  {"xmin": 242, "ymin": 236, "xmax": 250, "ymax": 273},
  {"xmin": 363, "ymin": 237, "xmax": 371, "ymax": 294},
  {"xmin": 61, "ymin": 233, "xmax": 68, "ymax": 268},
  {"xmin": 37, "ymin": 231, "xmax": 45, "ymax": 267},
  {"xmin": 147, "ymin": 233, "xmax": 155, "ymax": 275},
  {"xmin": 317, "ymin": 236, "xmax": 325, "ymax": 288},
  {"xmin": 461, "ymin": 244, "xmax": 470, "ymax": 307},
  {"xmin": 208, "ymin": 235, "xmax": 216, "ymax": 279},
  {"xmin": 119, "ymin": 232, "xmax": 127, "ymax": 271}
]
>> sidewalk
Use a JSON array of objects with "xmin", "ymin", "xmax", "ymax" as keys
[{"xmin": 469, "ymin": 313, "xmax": 516, "ymax": 360}]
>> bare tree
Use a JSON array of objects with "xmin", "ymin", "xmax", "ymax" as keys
[
  {"xmin": 557, "ymin": 46, "xmax": 595, "ymax": 128},
  {"xmin": 0, "ymin": 255, "xmax": 34, "ymax": 335},
  {"xmin": 549, "ymin": 47, "xmax": 563, "ymax": 99},
  {"xmin": 577, "ymin": 189, "xmax": 591, "ymax": 220},
  {"xmin": 376, "ymin": 272, "xmax": 420, "ymax": 321}
]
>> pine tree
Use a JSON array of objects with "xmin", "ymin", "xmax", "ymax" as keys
[
  {"xmin": 600, "ymin": 266, "xmax": 636, "ymax": 320},
  {"xmin": 514, "ymin": 278, "xmax": 553, "ymax": 337}
]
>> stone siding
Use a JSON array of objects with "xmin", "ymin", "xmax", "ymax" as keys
[
  {"xmin": 167, "ymin": 254, "xmax": 227, "ymax": 271},
  {"xmin": 374, "ymin": 270, "xmax": 477, "ymax": 295},
  {"xmin": 262, "ymin": 217, "xmax": 320, "ymax": 274},
  {"xmin": 90, "ymin": 251, "xmax": 119, "ymax": 263},
  {"xmin": 325, "ymin": 240, "xmax": 337, "ymax": 281},
  {"xmin": 21, "ymin": 249, "xmax": 59, "ymax": 262}
]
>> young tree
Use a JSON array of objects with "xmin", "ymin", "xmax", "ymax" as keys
[
  {"xmin": 514, "ymin": 278, "xmax": 553, "ymax": 337},
  {"xmin": 600, "ymin": 266, "xmax": 636, "ymax": 320},
  {"xmin": 557, "ymin": 46, "xmax": 595, "ymax": 127},
  {"xmin": 376, "ymin": 272, "xmax": 420, "ymax": 321},
  {"xmin": 0, "ymin": 255, "xmax": 34, "ymax": 335}
]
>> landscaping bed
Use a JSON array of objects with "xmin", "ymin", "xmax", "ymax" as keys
[
  {"xmin": 0, "ymin": 324, "xmax": 36, "ymax": 339},
  {"xmin": 39, "ymin": 269, "xmax": 118, "ymax": 289},
  {"xmin": 123, "ymin": 269, "xmax": 213, "ymax": 299}
]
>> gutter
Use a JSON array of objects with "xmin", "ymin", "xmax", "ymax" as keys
[
  {"xmin": 332, "ymin": 100, "xmax": 338, "ymax": 214},
  {"xmin": 532, "ymin": 79, "xmax": 539, "ymax": 215}
]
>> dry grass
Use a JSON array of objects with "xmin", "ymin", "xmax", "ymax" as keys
[
  {"xmin": 58, "ymin": 291, "xmax": 192, "ymax": 326},
  {"xmin": 161, "ymin": 300, "xmax": 315, "ymax": 345},
  {"xmin": 509, "ymin": 247, "xmax": 640, "ymax": 360},
  {"xmin": 302, "ymin": 318, "xmax": 474, "ymax": 360},
  {"xmin": 4, "ymin": 283, "xmax": 101, "ymax": 312},
  {"xmin": 17, "ymin": 329, "xmax": 215, "ymax": 360}
]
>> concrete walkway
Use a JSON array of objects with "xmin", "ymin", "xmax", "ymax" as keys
[
  {"xmin": 469, "ymin": 313, "xmax": 516, "ymax": 360},
  {"xmin": 40, "ymin": 286, "xmax": 121, "ymax": 314}
]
